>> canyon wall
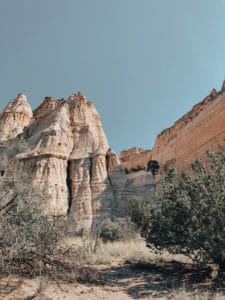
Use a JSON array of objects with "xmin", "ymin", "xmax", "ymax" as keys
[
  {"xmin": 121, "ymin": 82, "xmax": 225, "ymax": 173},
  {"xmin": 2, "ymin": 80, "xmax": 224, "ymax": 227}
]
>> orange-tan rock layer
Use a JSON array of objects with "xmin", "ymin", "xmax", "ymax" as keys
[
  {"xmin": 120, "ymin": 81, "xmax": 225, "ymax": 172},
  {"xmin": 120, "ymin": 148, "xmax": 152, "ymax": 172},
  {"xmin": 152, "ymin": 86, "xmax": 225, "ymax": 171}
]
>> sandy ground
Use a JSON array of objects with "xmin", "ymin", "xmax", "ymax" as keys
[
  {"xmin": 1, "ymin": 262, "xmax": 225, "ymax": 300},
  {"xmin": 1, "ymin": 239, "xmax": 225, "ymax": 299},
  {"xmin": 1, "ymin": 277, "xmax": 134, "ymax": 300}
]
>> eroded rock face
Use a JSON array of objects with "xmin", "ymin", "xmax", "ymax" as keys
[
  {"xmin": 120, "ymin": 147, "xmax": 152, "ymax": 173},
  {"xmin": 120, "ymin": 82, "xmax": 225, "ymax": 173},
  {"xmin": 0, "ymin": 93, "xmax": 126, "ymax": 228},
  {"xmin": 0, "ymin": 94, "xmax": 33, "ymax": 140},
  {"xmin": 151, "ymin": 86, "xmax": 225, "ymax": 171},
  {"xmin": 3, "ymin": 80, "xmax": 224, "ymax": 227}
]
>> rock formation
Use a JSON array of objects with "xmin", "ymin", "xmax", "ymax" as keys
[
  {"xmin": 120, "ymin": 147, "xmax": 152, "ymax": 173},
  {"xmin": 2, "ymin": 80, "xmax": 224, "ymax": 227},
  {"xmin": 120, "ymin": 82, "xmax": 225, "ymax": 173},
  {"xmin": 0, "ymin": 93, "xmax": 127, "ymax": 229},
  {"xmin": 0, "ymin": 94, "xmax": 33, "ymax": 141}
]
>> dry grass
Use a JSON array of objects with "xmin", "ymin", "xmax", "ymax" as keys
[
  {"xmin": 94, "ymin": 237, "xmax": 153, "ymax": 264},
  {"xmin": 92, "ymin": 236, "xmax": 193, "ymax": 265},
  {"xmin": 62, "ymin": 235, "xmax": 155, "ymax": 264},
  {"xmin": 63, "ymin": 235, "xmax": 193, "ymax": 265},
  {"xmin": 172, "ymin": 289, "xmax": 225, "ymax": 299}
]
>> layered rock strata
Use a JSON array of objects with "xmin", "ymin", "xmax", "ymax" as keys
[
  {"xmin": 0, "ymin": 93, "xmax": 127, "ymax": 228},
  {"xmin": 120, "ymin": 82, "xmax": 225, "ymax": 173},
  {"xmin": 120, "ymin": 147, "xmax": 152, "ymax": 173}
]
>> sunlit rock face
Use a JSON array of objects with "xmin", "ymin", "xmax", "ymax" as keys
[
  {"xmin": 0, "ymin": 92, "xmax": 127, "ymax": 229},
  {"xmin": 120, "ymin": 148, "xmax": 152, "ymax": 173},
  {"xmin": 120, "ymin": 82, "xmax": 225, "ymax": 173},
  {"xmin": 0, "ymin": 94, "xmax": 33, "ymax": 141},
  {"xmin": 151, "ymin": 86, "xmax": 225, "ymax": 171}
]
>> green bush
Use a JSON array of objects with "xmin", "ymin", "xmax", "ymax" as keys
[
  {"xmin": 100, "ymin": 218, "xmax": 123, "ymax": 242},
  {"xmin": 144, "ymin": 150, "xmax": 225, "ymax": 270},
  {"xmin": 99, "ymin": 217, "xmax": 137, "ymax": 242}
]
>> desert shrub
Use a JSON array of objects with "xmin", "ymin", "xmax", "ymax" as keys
[
  {"xmin": 100, "ymin": 218, "xmax": 123, "ymax": 242},
  {"xmin": 140, "ymin": 150, "xmax": 225, "ymax": 270},
  {"xmin": 99, "ymin": 217, "xmax": 137, "ymax": 242},
  {"xmin": 147, "ymin": 160, "xmax": 160, "ymax": 176},
  {"xmin": 0, "ymin": 163, "xmax": 81, "ymax": 280},
  {"xmin": 115, "ymin": 217, "xmax": 138, "ymax": 240}
]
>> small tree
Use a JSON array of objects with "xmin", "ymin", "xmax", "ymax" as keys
[
  {"xmin": 147, "ymin": 150, "xmax": 225, "ymax": 270},
  {"xmin": 128, "ymin": 196, "xmax": 152, "ymax": 238},
  {"xmin": 0, "ymin": 162, "xmax": 77, "ymax": 279}
]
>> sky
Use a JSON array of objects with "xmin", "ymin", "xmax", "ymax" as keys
[{"xmin": 0, "ymin": 0, "xmax": 225, "ymax": 155}]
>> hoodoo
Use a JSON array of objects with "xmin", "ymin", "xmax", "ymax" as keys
[{"xmin": 0, "ymin": 93, "xmax": 127, "ymax": 229}]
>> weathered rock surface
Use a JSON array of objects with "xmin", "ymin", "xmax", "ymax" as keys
[
  {"xmin": 0, "ymin": 94, "xmax": 33, "ymax": 141},
  {"xmin": 120, "ymin": 82, "xmax": 225, "ymax": 173},
  {"xmin": 151, "ymin": 86, "xmax": 225, "ymax": 171},
  {"xmin": 120, "ymin": 148, "xmax": 152, "ymax": 173},
  {"xmin": 0, "ymin": 93, "xmax": 127, "ymax": 228}
]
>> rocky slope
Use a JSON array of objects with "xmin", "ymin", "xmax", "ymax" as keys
[
  {"xmin": 121, "ymin": 81, "xmax": 225, "ymax": 173},
  {"xmin": 0, "ymin": 93, "xmax": 128, "ymax": 229}
]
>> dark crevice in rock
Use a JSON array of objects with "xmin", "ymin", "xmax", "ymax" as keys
[
  {"xmin": 89, "ymin": 156, "xmax": 93, "ymax": 183},
  {"xmin": 66, "ymin": 160, "xmax": 72, "ymax": 215},
  {"xmin": 106, "ymin": 154, "xmax": 114, "ymax": 192},
  {"xmin": 106, "ymin": 154, "xmax": 117, "ymax": 215}
]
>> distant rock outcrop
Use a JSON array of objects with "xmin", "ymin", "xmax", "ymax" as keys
[
  {"xmin": 120, "ymin": 81, "xmax": 225, "ymax": 173},
  {"xmin": 120, "ymin": 148, "xmax": 152, "ymax": 173}
]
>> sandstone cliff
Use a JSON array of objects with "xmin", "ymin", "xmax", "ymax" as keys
[
  {"xmin": 120, "ymin": 82, "xmax": 225, "ymax": 173},
  {"xmin": 120, "ymin": 147, "xmax": 152, "ymax": 173},
  {"xmin": 0, "ymin": 93, "xmax": 127, "ymax": 229}
]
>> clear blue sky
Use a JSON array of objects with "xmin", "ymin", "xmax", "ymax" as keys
[{"xmin": 0, "ymin": 0, "xmax": 225, "ymax": 154}]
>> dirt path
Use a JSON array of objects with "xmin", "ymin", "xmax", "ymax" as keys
[{"xmin": 1, "ymin": 262, "xmax": 225, "ymax": 299}]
